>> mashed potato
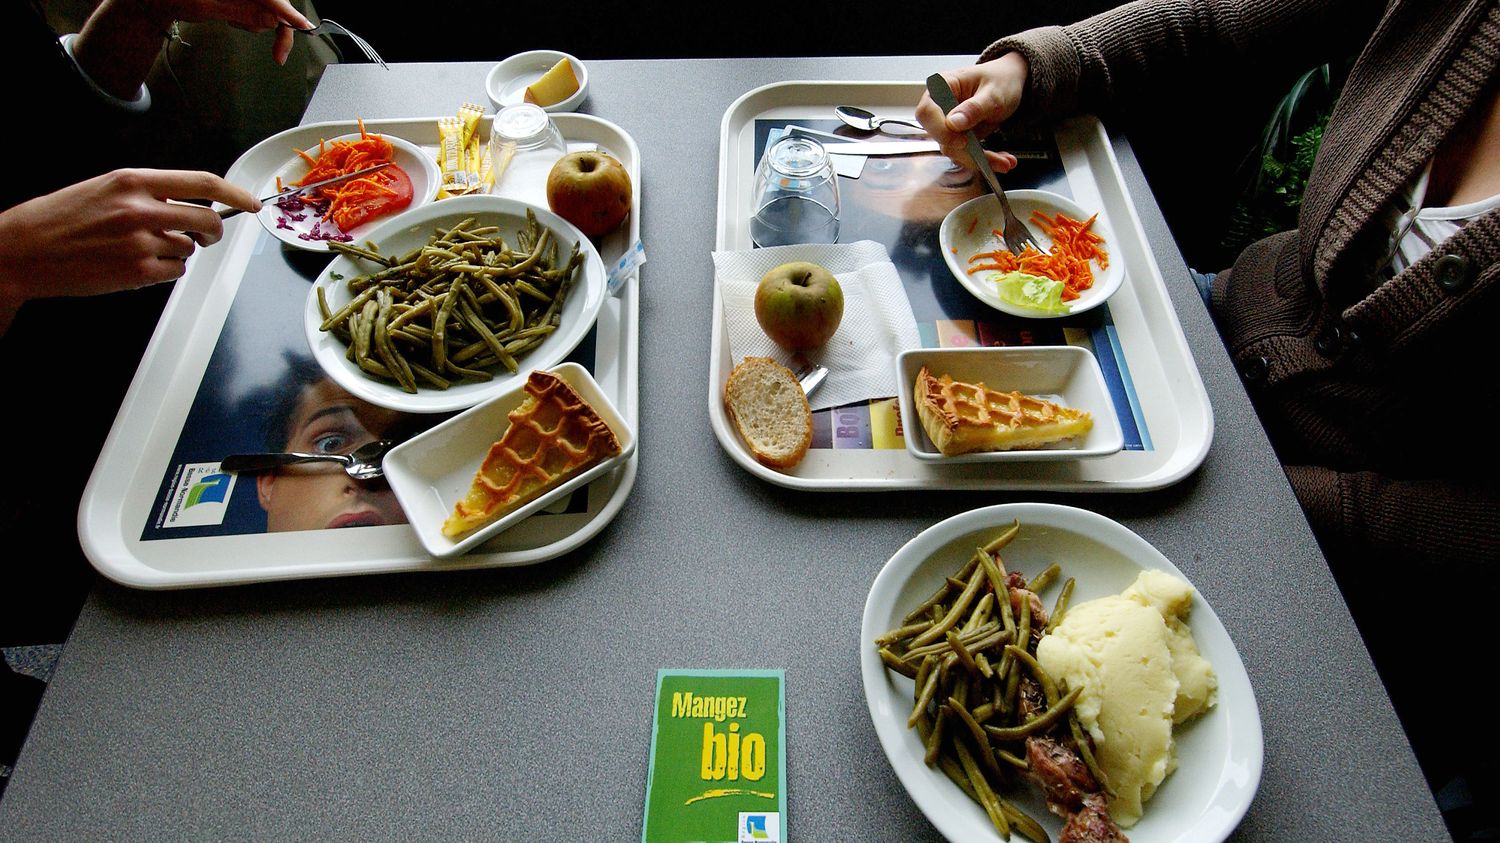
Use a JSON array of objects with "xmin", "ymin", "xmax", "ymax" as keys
[{"xmin": 1035, "ymin": 570, "xmax": 1217, "ymax": 827}]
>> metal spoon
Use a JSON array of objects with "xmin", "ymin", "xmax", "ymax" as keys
[
  {"xmin": 835, "ymin": 105, "xmax": 925, "ymax": 134},
  {"xmin": 220, "ymin": 439, "xmax": 394, "ymax": 481}
]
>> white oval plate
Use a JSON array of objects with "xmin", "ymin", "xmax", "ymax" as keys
[
  {"xmin": 485, "ymin": 50, "xmax": 589, "ymax": 114},
  {"xmin": 258, "ymin": 131, "xmax": 441, "ymax": 253},
  {"xmin": 860, "ymin": 503, "xmax": 1263, "ymax": 842},
  {"xmin": 939, "ymin": 189, "xmax": 1124, "ymax": 318},
  {"xmin": 304, "ymin": 194, "xmax": 607, "ymax": 414}
]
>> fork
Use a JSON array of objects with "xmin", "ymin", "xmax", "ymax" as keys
[
  {"xmin": 924, "ymin": 73, "xmax": 1042, "ymax": 254},
  {"xmin": 299, "ymin": 19, "xmax": 387, "ymax": 69}
]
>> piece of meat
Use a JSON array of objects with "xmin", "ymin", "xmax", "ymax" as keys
[
  {"xmin": 1026, "ymin": 737, "xmax": 1130, "ymax": 842},
  {"xmin": 1060, "ymin": 795, "xmax": 1129, "ymax": 843},
  {"xmin": 1003, "ymin": 575, "xmax": 1051, "ymax": 638},
  {"xmin": 1017, "ymin": 675, "xmax": 1048, "ymax": 722},
  {"xmin": 1026, "ymin": 736, "xmax": 1100, "ymax": 816}
]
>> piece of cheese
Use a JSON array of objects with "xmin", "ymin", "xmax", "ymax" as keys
[{"xmin": 523, "ymin": 58, "xmax": 580, "ymax": 107}]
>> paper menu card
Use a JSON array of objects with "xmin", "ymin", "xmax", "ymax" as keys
[{"xmin": 642, "ymin": 670, "xmax": 787, "ymax": 843}]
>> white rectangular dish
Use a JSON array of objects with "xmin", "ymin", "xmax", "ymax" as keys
[
  {"xmin": 895, "ymin": 346, "xmax": 1124, "ymax": 462},
  {"xmin": 78, "ymin": 113, "xmax": 641, "ymax": 588},
  {"xmin": 384, "ymin": 363, "xmax": 637, "ymax": 559},
  {"xmin": 711, "ymin": 81, "xmax": 1212, "ymax": 491}
]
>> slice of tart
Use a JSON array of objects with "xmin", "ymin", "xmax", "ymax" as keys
[
  {"xmin": 914, "ymin": 365, "xmax": 1092, "ymax": 455},
  {"xmin": 442, "ymin": 370, "xmax": 621, "ymax": 539}
]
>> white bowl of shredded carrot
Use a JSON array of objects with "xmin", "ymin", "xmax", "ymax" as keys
[
  {"xmin": 939, "ymin": 190, "xmax": 1122, "ymax": 319},
  {"xmin": 257, "ymin": 125, "xmax": 443, "ymax": 252}
]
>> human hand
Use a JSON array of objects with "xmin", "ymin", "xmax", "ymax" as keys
[
  {"xmin": 915, "ymin": 52, "xmax": 1030, "ymax": 174},
  {"xmin": 141, "ymin": 0, "xmax": 313, "ymax": 64},
  {"xmin": 0, "ymin": 169, "xmax": 259, "ymax": 312}
]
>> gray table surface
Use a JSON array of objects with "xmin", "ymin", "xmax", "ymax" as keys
[{"xmin": 1, "ymin": 57, "xmax": 1448, "ymax": 842}]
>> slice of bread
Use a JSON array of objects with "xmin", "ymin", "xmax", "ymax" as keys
[{"xmin": 724, "ymin": 357, "xmax": 813, "ymax": 469}]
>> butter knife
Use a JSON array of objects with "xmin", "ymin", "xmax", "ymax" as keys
[
  {"xmin": 818, "ymin": 139, "xmax": 941, "ymax": 156},
  {"xmin": 219, "ymin": 162, "xmax": 393, "ymax": 219},
  {"xmin": 924, "ymin": 73, "xmax": 1041, "ymax": 254}
]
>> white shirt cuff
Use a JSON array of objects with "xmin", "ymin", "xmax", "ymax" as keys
[{"xmin": 58, "ymin": 33, "xmax": 152, "ymax": 113}]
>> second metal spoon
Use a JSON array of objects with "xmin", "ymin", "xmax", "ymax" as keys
[
  {"xmin": 835, "ymin": 105, "xmax": 925, "ymax": 133},
  {"xmin": 220, "ymin": 439, "xmax": 394, "ymax": 481}
]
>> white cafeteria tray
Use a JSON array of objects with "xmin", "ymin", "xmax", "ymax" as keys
[
  {"xmin": 711, "ymin": 81, "xmax": 1212, "ymax": 491},
  {"xmin": 78, "ymin": 114, "xmax": 641, "ymax": 588}
]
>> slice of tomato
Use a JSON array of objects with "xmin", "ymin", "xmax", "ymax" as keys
[{"xmin": 328, "ymin": 164, "xmax": 414, "ymax": 231}]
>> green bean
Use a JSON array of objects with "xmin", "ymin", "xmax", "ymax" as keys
[
  {"xmin": 947, "ymin": 630, "xmax": 980, "ymax": 676},
  {"xmin": 996, "ymin": 748, "xmax": 1029, "ymax": 771},
  {"xmin": 953, "ymin": 737, "xmax": 1011, "ymax": 840},
  {"xmin": 901, "ymin": 622, "xmax": 1005, "ymax": 664},
  {"xmin": 913, "ymin": 655, "xmax": 936, "ymax": 703},
  {"xmin": 974, "ymin": 651, "xmax": 994, "ymax": 680},
  {"xmin": 878, "ymin": 647, "xmax": 917, "ymax": 680},
  {"xmin": 319, "ymin": 286, "xmax": 376, "ymax": 333},
  {"xmin": 983, "ymin": 685, "xmax": 1084, "ymax": 741},
  {"xmin": 947, "ymin": 695, "xmax": 1003, "ymax": 778},
  {"xmin": 938, "ymin": 753, "xmax": 980, "ymax": 803},
  {"xmin": 908, "ymin": 663, "xmax": 941, "ymax": 728},
  {"xmin": 979, "ymin": 547, "xmax": 1009, "ymax": 603},
  {"xmin": 1004, "ymin": 593, "xmax": 1031, "ymax": 708},
  {"xmin": 999, "ymin": 801, "xmax": 1050, "ymax": 843},
  {"xmin": 1028, "ymin": 563, "xmax": 1061, "ymax": 594},
  {"xmin": 964, "ymin": 592, "xmax": 995, "ymax": 634},
  {"xmin": 372, "ymin": 289, "xmax": 417, "ymax": 393},
  {"xmin": 875, "ymin": 620, "xmax": 934, "ymax": 646},
  {"xmin": 903, "ymin": 553, "xmax": 983, "ymax": 623},
  {"xmin": 983, "ymin": 520, "xmax": 1021, "ymax": 556},
  {"xmin": 1046, "ymin": 578, "xmax": 1076, "ymax": 634},
  {"xmin": 909, "ymin": 565, "xmax": 987, "ymax": 648},
  {"xmin": 925, "ymin": 675, "xmax": 965, "ymax": 767}
]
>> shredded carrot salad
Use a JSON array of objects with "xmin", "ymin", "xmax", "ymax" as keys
[
  {"xmin": 968, "ymin": 210, "xmax": 1109, "ymax": 301},
  {"xmin": 289, "ymin": 119, "xmax": 412, "ymax": 231}
]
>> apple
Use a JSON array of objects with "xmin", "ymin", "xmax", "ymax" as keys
[
  {"xmin": 753, "ymin": 261, "xmax": 844, "ymax": 351},
  {"xmin": 545, "ymin": 151, "xmax": 632, "ymax": 238}
]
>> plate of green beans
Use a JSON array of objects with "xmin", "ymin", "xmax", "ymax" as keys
[
  {"xmin": 303, "ymin": 194, "xmax": 606, "ymax": 414},
  {"xmin": 861, "ymin": 503, "xmax": 1262, "ymax": 842}
]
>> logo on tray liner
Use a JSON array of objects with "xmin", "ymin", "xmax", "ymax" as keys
[
  {"xmin": 739, "ymin": 813, "xmax": 779, "ymax": 842},
  {"xmin": 160, "ymin": 463, "xmax": 237, "ymax": 528}
]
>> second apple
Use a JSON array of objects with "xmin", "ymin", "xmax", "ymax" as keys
[{"xmin": 753, "ymin": 261, "xmax": 844, "ymax": 351}]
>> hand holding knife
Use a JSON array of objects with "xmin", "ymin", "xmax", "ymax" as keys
[{"xmin": 219, "ymin": 162, "xmax": 393, "ymax": 219}]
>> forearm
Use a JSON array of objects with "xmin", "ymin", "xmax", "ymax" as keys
[
  {"xmin": 983, "ymin": 0, "xmax": 1379, "ymax": 123},
  {"xmin": 1286, "ymin": 464, "xmax": 1500, "ymax": 571},
  {"xmin": 72, "ymin": 0, "xmax": 173, "ymax": 101}
]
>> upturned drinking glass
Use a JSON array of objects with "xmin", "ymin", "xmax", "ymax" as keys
[
  {"xmin": 749, "ymin": 135, "xmax": 840, "ymax": 247},
  {"xmin": 489, "ymin": 103, "xmax": 567, "ymax": 202}
]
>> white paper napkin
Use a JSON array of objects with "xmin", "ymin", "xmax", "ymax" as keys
[{"xmin": 713, "ymin": 241, "xmax": 921, "ymax": 411}]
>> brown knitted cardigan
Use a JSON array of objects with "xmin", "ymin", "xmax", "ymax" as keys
[{"xmin": 987, "ymin": 0, "xmax": 1500, "ymax": 571}]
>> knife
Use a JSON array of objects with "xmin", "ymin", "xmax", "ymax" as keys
[
  {"xmin": 818, "ymin": 139, "xmax": 941, "ymax": 156},
  {"xmin": 219, "ymin": 162, "xmax": 393, "ymax": 219},
  {"xmin": 924, "ymin": 73, "xmax": 1041, "ymax": 254}
]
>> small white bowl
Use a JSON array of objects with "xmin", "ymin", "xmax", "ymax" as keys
[
  {"xmin": 258, "ymin": 132, "xmax": 441, "ymax": 253},
  {"xmin": 939, "ymin": 189, "xmax": 1123, "ymax": 318},
  {"xmin": 895, "ymin": 346, "xmax": 1124, "ymax": 462},
  {"xmin": 384, "ymin": 362, "xmax": 635, "ymax": 559},
  {"xmin": 303, "ymin": 194, "xmax": 607, "ymax": 415},
  {"xmin": 485, "ymin": 50, "xmax": 589, "ymax": 113}
]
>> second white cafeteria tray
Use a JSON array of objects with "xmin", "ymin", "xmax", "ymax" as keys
[
  {"xmin": 711, "ymin": 80, "xmax": 1212, "ymax": 491},
  {"xmin": 79, "ymin": 113, "xmax": 641, "ymax": 588}
]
